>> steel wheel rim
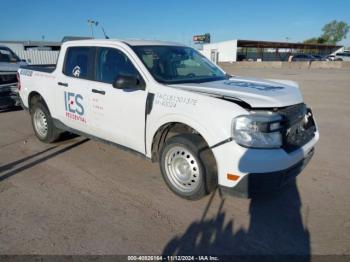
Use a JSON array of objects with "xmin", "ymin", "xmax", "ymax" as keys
[
  {"xmin": 33, "ymin": 108, "xmax": 48, "ymax": 138},
  {"xmin": 164, "ymin": 146, "xmax": 201, "ymax": 193}
]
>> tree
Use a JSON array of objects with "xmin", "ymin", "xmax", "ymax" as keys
[
  {"xmin": 321, "ymin": 20, "xmax": 350, "ymax": 44},
  {"xmin": 303, "ymin": 37, "xmax": 327, "ymax": 44}
]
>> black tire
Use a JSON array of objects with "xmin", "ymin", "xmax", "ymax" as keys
[
  {"xmin": 159, "ymin": 134, "xmax": 217, "ymax": 200},
  {"xmin": 30, "ymin": 101, "xmax": 61, "ymax": 143}
]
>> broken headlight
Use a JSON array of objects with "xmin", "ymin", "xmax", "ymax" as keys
[{"xmin": 233, "ymin": 112, "xmax": 283, "ymax": 148}]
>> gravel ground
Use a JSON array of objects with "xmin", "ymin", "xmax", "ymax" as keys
[{"xmin": 0, "ymin": 68, "xmax": 349, "ymax": 257}]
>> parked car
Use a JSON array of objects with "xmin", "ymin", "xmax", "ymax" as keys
[
  {"xmin": 324, "ymin": 54, "xmax": 335, "ymax": 61},
  {"xmin": 17, "ymin": 39, "xmax": 319, "ymax": 199},
  {"xmin": 0, "ymin": 46, "xmax": 27, "ymax": 110},
  {"xmin": 312, "ymin": 55, "xmax": 326, "ymax": 61},
  {"xmin": 291, "ymin": 54, "xmax": 322, "ymax": 62},
  {"xmin": 334, "ymin": 52, "xmax": 350, "ymax": 61}
]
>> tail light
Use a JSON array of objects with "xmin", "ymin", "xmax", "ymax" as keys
[{"xmin": 16, "ymin": 72, "xmax": 21, "ymax": 90}]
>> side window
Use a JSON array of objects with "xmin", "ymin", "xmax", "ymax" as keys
[
  {"xmin": 96, "ymin": 48, "xmax": 139, "ymax": 84},
  {"xmin": 63, "ymin": 47, "xmax": 93, "ymax": 79},
  {"xmin": 0, "ymin": 48, "xmax": 19, "ymax": 62}
]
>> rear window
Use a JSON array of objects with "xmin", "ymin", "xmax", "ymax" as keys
[{"xmin": 63, "ymin": 47, "xmax": 95, "ymax": 79}]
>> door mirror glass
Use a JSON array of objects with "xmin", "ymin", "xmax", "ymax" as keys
[{"xmin": 113, "ymin": 74, "xmax": 145, "ymax": 90}]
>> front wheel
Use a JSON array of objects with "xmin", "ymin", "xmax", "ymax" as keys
[{"xmin": 159, "ymin": 134, "xmax": 216, "ymax": 200}]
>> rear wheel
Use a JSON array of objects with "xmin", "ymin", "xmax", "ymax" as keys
[
  {"xmin": 31, "ymin": 101, "xmax": 61, "ymax": 143},
  {"xmin": 160, "ymin": 134, "xmax": 217, "ymax": 200}
]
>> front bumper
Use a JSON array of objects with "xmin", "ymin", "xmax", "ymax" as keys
[
  {"xmin": 211, "ymin": 106, "xmax": 319, "ymax": 197},
  {"xmin": 220, "ymin": 147, "xmax": 314, "ymax": 198},
  {"xmin": 0, "ymin": 83, "xmax": 20, "ymax": 110}
]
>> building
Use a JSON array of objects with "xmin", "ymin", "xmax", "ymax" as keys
[
  {"xmin": 0, "ymin": 40, "xmax": 62, "ymax": 65},
  {"xmin": 0, "ymin": 40, "xmax": 61, "ymax": 52},
  {"xmin": 201, "ymin": 39, "xmax": 343, "ymax": 63}
]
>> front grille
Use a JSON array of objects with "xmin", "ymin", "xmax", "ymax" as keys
[
  {"xmin": 0, "ymin": 73, "xmax": 17, "ymax": 85},
  {"xmin": 277, "ymin": 104, "xmax": 316, "ymax": 153},
  {"xmin": 278, "ymin": 103, "xmax": 307, "ymax": 125}
]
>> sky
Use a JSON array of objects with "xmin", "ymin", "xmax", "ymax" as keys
[{"xmin": 1, "ymin": 0, "xmax": 350, "ymax": 47}]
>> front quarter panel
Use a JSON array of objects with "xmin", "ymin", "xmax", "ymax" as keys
[
  {"xmin": 147, "ymin": 85, "xmax": 248, "ymax": 151},
  {"xmin": 146, "ymin": 85, "xmax": 248, "ymax": 180}
]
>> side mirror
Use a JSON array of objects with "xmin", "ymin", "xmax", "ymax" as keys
[{"xmin": 112, "ymin": 74, "xmax": 145, "ymax": 90}]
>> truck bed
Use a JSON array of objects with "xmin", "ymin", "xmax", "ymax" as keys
[{"xmin": 20, "ymin": 64, "xmax": 56, "ymax": 73}]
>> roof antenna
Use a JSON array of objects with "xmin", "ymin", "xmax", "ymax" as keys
[{"xmin": 101, "ymin": 26, "xmax": 109, "ymax": 39}]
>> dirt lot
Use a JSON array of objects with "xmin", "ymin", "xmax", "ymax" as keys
[{"xmin": 0, "ymin": 68, "xmax": 349, "ymax": 256}]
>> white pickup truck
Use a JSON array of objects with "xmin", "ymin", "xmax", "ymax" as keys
[{"xmin": 18, "ymin": 39, "xmax": 319, "ymax": 199}]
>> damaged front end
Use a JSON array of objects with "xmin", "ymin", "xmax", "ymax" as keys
[{"xmin": 0, "ymin": 71, "xmax": 20, "ymax": 110}]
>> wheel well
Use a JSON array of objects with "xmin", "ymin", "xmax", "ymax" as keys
[
  {"xmin": 152, "ymin": 122, "xmax": 218, "ymax": 193},
  {"xmin": 151, "ymin": 122, "xmax": 207, "ymax": 162},
  {"xmin": 28, "ymin": 92, "xmax": 47, "ymax": 112}
]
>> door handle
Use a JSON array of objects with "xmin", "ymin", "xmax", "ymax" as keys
[
  {"xmin": 92, "ymin": 89, "xmax": 105, "ymax": 95},
  {"xmin": 58, "ymin": 82, "xmax": 68, "ymax": 87}
]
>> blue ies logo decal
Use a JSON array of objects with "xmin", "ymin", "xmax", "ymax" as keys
[
  {"xmin": 64, "ymin": 91, "xmax": 86, "ymax": 123},
  {"xmin": 224, "ymin": 81, "xmax": 285, "ymax": 91}
]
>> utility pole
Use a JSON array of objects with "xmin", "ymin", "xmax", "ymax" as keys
[{"xmin": 87, "ymin": 20, "xmax": 99, "ymax": 38}]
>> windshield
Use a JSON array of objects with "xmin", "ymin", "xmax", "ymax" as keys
[
  {"xmin": 131, "ymin": 45, "xmax": 228, "ymax": 84},
  {"xmin": 0, "ymin": 47, "xmax": 20, "ymax": 63}
]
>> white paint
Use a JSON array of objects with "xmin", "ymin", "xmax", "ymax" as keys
[{"xmin": 18, "ymin": 39, "xmax": 319, "ymax": 191}]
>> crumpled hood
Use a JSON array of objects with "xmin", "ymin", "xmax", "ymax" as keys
[{"xmin": 169, "ymin": 76, "xmax": 304, "ymax": 108}]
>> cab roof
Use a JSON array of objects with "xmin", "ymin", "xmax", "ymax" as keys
[
  {"xmin": 63, "ymin": 38, "xmax": 186, "ymax": 47},
  {"xmin": 122, "ymin": 39, "xmax": 185, "ymax": 46}
]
